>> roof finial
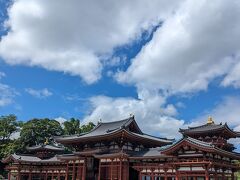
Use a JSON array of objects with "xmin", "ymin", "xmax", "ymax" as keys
[
  {"xmin": 98, "ymin": 118, "xmax": 102, "ymax": 125},
  {"xmin": 44, "ymin": 138, "xmax": 49, "ymax": 145},
  {"xmin": 207, "ymin": 116, "xmax": 214, "ymax": 124},
  {"xmin": 129, "ymin": 113, "xmax": 134, "ymax": 118}
]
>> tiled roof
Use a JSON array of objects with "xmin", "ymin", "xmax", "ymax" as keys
[
  {"xmin": 130, "ymin": 148, "xmax": 170, "ymax": 158},
  {"xmin": 2, "ymin": 154, "xmax": 61, "ymax": 163},
  {"xmin": 162, "ymin": 137, "xmax": 240, "ymax": 159},
  {"xmin": 130, "ymin": 132, "xmax": 174, "ymax": 143},
  {"xmin": 55, "ymin": 117, "xmax": 134, "ymax": 141},
  {"xmin": 55, "ymin": 117, "xmax": 173, "ymax": 144},
  {"xmin": 179, "ymin": 122, "xmax": 240, "ymax": 137},
  {"xmin": 26, "ymin": 144, "xmax": 64, "ymax": 151}
]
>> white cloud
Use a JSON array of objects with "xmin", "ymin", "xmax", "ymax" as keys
[
  {"xmin": 116, "ymin": 0, "xmax": 240, "ymax": 94},
  {"xmin": 0, "ymin": 72, "xmax": 6, "ymax": 79},
  {"xmin": 192, "ymin": 96, "xmax": 240, "ymax": 128},
  {"xmin": 83, "ymin": 90, "xmax": 185, "ymax": 138},
  {"xmin": 0, "ymin": 0, "xmax": 180, "ymax": 84},
  {"xmin": 0, "ymin": 83, "xmax": 18, "ymax": 107},
  {"xmin": 55, "ymin": 117, "xmax": 67, "ymax": 126},
  {"xmin": 25, "ymin": 88, "xmax": 52, "ymax": 98}
]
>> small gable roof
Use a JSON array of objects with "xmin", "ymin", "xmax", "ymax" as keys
[
  {"xmin": 26, "ymin": 144, "xmax": 64, "ymax": 152},
  {"xmin": 2, "ymin": 154, "xmax": 61, "ymax": 164},
  {"xmin": 162, "ymin": 137, "xmax": 240, "ymax": 160}
]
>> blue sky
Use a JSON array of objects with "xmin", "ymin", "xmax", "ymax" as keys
[{"xmin": 1, "ymin": 0, "xmax": 240, "ymax": 147}]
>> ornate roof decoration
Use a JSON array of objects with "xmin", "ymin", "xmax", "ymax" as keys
[{"xmin": 207, "ymin": 116, "xmax": 214, "ymax": 124}]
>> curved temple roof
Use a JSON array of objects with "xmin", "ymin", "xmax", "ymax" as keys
[
  {"xmin": 161, "ymin": 137, "xmax": 240, "ymax": 160},
  {"xmin": 26, "ymin": 144, "xmax": 65, "ymax": 152},
  {"xmin": 55, "ymin": 116, "xmax": 174, "ymax": 146},
  {"xmin": 179, "ymin": 122, "xmax": 240, "ymax": 138},
  {"xmin": 2, "ymin": 154, "xmax": 61, "ymax": 164}
]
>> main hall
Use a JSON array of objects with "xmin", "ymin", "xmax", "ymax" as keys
[{"xmin": 3, "ymin": 116, "xmax": 240, "ymax": 180}]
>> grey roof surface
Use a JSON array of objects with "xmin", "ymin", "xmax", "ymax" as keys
[
  {"xmin": 162, "ymin": 136, "xmax": 240, "ymax": 159},
  {"xmin": 26, "ymin": 144, "xmax": 64, "ymax": 151},
  {"xmin": 180, "ymin": 123, "xmax": 224, "ymax": 133},
  {"xmin": 8, "ymin": 154, "xmax": 61, "ymax": 163},
  {"xmin": 55, "ymin": 117, "xmax": 173, "ymax": 144},
  {"xmin": 12, "ymin": 154, "xmax": 41, "ymax": 162},
  {"xmin": 185, "ymin": 137, "xmax": 214, "ymax": 148},
  {"xmin": 130, "ymin": 132, "xmax": 173, "ymax": 143},
  {"xmin": 55, "ymin": 117, "xmax": 134, "ymax": 141},
  {"xmin": 179, "ymin": 123, "xmax": 239, "ymax": 137},
  {"xmin": 130, "ymin": 148, "xmax": 168, "ymax": 158}
]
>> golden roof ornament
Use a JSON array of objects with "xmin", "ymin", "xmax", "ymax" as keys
[
  {"xmin": 44, "ymin": 138, "xmax": 49, "ymax": 145},
  {"xmin": 207, "ymin": 116, "xmax": 214, "ymax": 124}
]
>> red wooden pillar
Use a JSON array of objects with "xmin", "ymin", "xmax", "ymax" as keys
[
  {"xmin": 222, "ymin": 170, "xmax": 225, "ymax": 180},
  {"xmin": 164, "ymin": 168, "xmax": 167, "ymax": 180},
  {"xmin": 29, "ymin": 171, "xmax": 32, "ymax": 180},
  {"xmin": 119, "ymin": 158, "xmax": 122, "ymax": 180},
  {"xmin": 82, "ymin": 159, "xmax": 86, "ymax": 180},
  {"xmin": 17, "ymin": 169, "xmax": 21, "ymax": 180},
  {"xmin": 138, "ymin": 169, "xmax": 142, "ymax": 180},
  {"xmin": 7, "ymin": 172, "xmax": 10, "ymax": 180},
  {"xmin": 45, "ymin": 172, "xmax": 48, "ymax": 180},
  {"xmin": 175, "ymin": 172, "xmax": 179, "ymax": 180},
  {"xmin": 110, "ymin": 159, "xmax": 113, "ymax": 180},
  {"xmin": 205, "ymin": 170, "xmax": 209, "ymax": 180},
  {"xmin": 72, "ymin": 162, "xmax": 76, "ymax": 180},
  {"xmin": 98, "ymin": 160, "xmax": 101, "ymax": 180},
  {"xmin": 58, "ymin": 170, "xmax": 60, "ymax": 180},
  {"xmin": 65, "ymin": 162, "xmax": 69, "ymax": 180},
  {"xmin": 150, "ymin": 168, "xmax": 154, "ymax": 180}
]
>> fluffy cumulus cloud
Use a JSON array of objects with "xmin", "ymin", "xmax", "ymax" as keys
[
  {"xmin": 25, "ymin": 88, "xmax": 52, "ymax": 98},
  {"xmin": 116, "ymin": 0, "xmax": 240, "ymax": 94},
  {"xmin": 83, "ymin": 90, "xmax": 185, "ymax": 138},
  {"xmin": 0, "ymin": 0, "xmax": 180, "ymax": 84}
]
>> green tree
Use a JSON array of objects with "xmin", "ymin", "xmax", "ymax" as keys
[
  {"xmin": 0, "ymin": 114, "xmax": 21, "ymax": 161},
  {"xmin": 63, "ymin": 118, "xmax": 81, "ymax": 135},
  {"xmin": 0, "ymin": 115, "xmax": 18, "ymax": 141},
  {"xmin": 20, "ymin": 118, "xmax": 63, "ymax": 146},
  {"xmin": 81, "ymin": 122, "xmax": 95, "ymax": 133}
]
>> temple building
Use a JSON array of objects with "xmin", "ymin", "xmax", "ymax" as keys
[{"xmin": 2, "ymin": 116, "xmax": 240, "ymax": 180}]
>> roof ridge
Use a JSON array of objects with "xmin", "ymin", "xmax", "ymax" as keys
[
  {"xmin": 142, "ymin": 132, "xmax": 175, "ymax": 141},
  {"xmin": 101, "ymin": 117, "xmax": 133, "ymax": 124}
]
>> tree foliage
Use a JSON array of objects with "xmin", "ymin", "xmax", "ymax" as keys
[
  {"xmin": 0, "ymin": 115, "xmax": 21, "ymax": 161},
  {"xmin": 63, "ymin": 118, "xmax": 96, "ymax": 135},
  {"xmin": 0, "ymin": 115, "xmax": 18, "ymax": 141},
  {"xmin": 0, "ymin": 115, "xmax": 95, "ymax": 163},
  {"xmin": 81, "ymin": 122, "xmax": 95, "ymax": 133},
  {"xmin": 63, "ymin": 118, "xmax": 81, "ymax": 135},
  {"xmin": 20, "ymin": 118, "xmax": 63, "ymax": 146}
]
